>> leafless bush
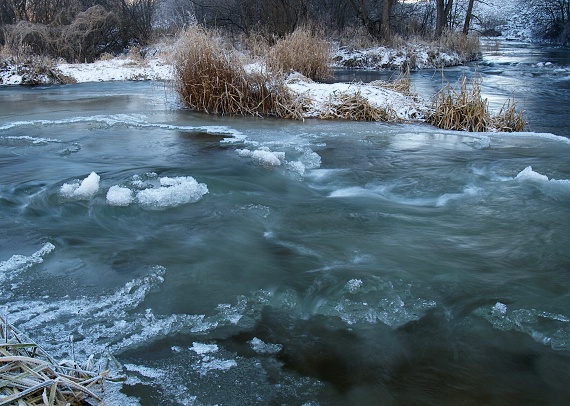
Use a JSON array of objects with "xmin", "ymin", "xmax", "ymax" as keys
[
  {"xmin": 266, "ymin": 26, "xmax": 332, "ymax": 81},
  {"xmin": 174, "ymin": 25, "xmax": 304, "ymax": 119},
  {"xmin": 2, "ymin": 5, "xmax": 122, "ymax": 62},
  {"xmin": 335, "ymin": 25, "xmax": 378, "ymax": 51}
]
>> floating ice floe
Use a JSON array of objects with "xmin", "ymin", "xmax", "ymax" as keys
[
  {"xmin": 60, "ymin": 171, "xmax": 100, "ymax": 200},
  {"xmin": 515, "ymin": 166, "xmax": 570, "ymax": 187},
  {"xmin": 135, "ymin": 176, "xmax": 208, "ymax": 208},
  {"xmin": 249, "ymin": 337, "xmax": 282, "ymax": 354},
  {"xmin": 106, "ymin": 185, "xmax": 135, "ymax": 206},
  {"xmin": 236, "ymin": 147, "xmax": 285, "ymax": 167}
]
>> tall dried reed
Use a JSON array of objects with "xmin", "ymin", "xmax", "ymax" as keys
[
  {"xmin": 174, "ymin": 26, "xmax": 303, "ymax": 119},
  {"xmin": 369, "ymin": 66, "xmax": 411, "ymax": 95},
  {"xmin": 438, "ymin": 31, "xmax": 481, "ymax": 61},
  {"xmin": 266, "ymin": 26, "xmax": 332, "ymax": 81},
  {"xmin": 428, "ymin": 74, "xmax": 525, "ymax": 132}
]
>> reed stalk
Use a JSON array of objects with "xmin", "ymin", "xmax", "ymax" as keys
[{"xmin": 428, "ymin": 73, "xmax": 525, "ymax": 132}]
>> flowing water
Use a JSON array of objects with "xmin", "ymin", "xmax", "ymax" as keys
[{"xmin": 1, "ymin": 41, "xmax": 570, "ymax": 405}]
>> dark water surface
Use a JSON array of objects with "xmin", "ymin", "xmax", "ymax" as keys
[{"xmin": 1, "ymin": 41, "xmax": 570, "ymax": 405}]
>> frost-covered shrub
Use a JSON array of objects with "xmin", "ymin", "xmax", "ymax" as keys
[{"xmin": 2, "ymin": 6, "xmax": 122, "ymax": 62}]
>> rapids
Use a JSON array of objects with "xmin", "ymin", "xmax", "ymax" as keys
[{"xmin": 1, "ymin": 41, "xmax": 570, "ymax": 405}]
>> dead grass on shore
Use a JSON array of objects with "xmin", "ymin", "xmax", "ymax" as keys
[
  {"xmin": 266, "ymin": 26, "xmax": 332, "ymax": 81},
  {"xmin": 428, "ymin": 73, "xmax": 525, "ymax": 132},
  {"xmin": 369, "ymin": 66, "xmax": 412, "ymax": 95},
  {"xmin": 174, "ymin": 26, "xmax": 304, "ymax": 119},
  {"xmin": 319, "ymin": 90, "xmax": 395, "ymax": 122}
]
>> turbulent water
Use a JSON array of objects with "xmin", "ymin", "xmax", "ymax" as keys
[{"xmin": 1, "ymin": 41, "xmax": 570, "ymax": 405}]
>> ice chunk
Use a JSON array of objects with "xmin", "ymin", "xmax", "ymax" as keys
[
  {"xmin": 515, "ymin": 166, "xmax": 549, "ymax": 182},
  {"xmin": 236, "ymin": 147, "xmax": 285, "ymax": 167},
  {"xmin": 195, "ymin": 358, "xmax": 237, "ymax": 375},
  {"xmin": 249, "ymin": 337, "xmax": 282, "ymax": 354},
  {"xmin": 492, "ymin": 302, "xmax": 508, "ymax": 316},
  {"xmin": 60, "ymin": 171, "xmax": 100, "ymax": 199},
  {"xmin": 106, "ymin": 185, "xmax": 134, "ymax": 206},
  {"xmin": 515, "ymin": 166, "xmax": 570, "ymax": 187},
  {"xmin": 252, "ymin": 149, "xmax": 284, "ymax": 166},
  {"xmin": 136, "ymin": 176, "xmax": 208, "ymax": 208},
  {"xmin": 190, "ymin": 342, "xmax": 218, "ymax": 355},
  {"xmin": 346, "ymin": 279, "xmax": 363, "ymax": 293}
]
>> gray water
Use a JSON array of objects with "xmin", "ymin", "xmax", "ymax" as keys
[{"xmin": 1, "ymin": 41, "xmax": 570, "ymax": 405}]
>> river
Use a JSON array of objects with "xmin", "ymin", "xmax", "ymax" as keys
[{"xmin": 1, "ymin": 40, "xmax": 570, "ymax": 405}]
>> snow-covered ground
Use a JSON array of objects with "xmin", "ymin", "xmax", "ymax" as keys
[
  {"xmin": 332, "ymin": 43, "xmax": 471, "ymax": 70},
  {"xmin": 57, "ymin": 57, "xmax": 173, "ymax": 82},
  {"xmin": 0, "ymin": 48, "xmax": 430, "ymax": 122}
]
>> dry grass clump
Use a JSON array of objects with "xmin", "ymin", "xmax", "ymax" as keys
[
  {"xmin": 492, "ymin": 98, "xmax": 526, "ymax": 132},
  {"xmin": 336, "ymin": 25, "xmax": 378, "ymax": 50},
  {"xmin": 174, "ymin": 25, "xmax": 303, "ymax": 119},
  {"xmin": 1, "ymin": 314, "xmax": 107, "ymax": 405},
  {"xmin": 320, "ymin": 90, "xmax": 393, "ymax": 122},
  {"xmin": 266, "ymin": 26, "xmax": 332, "ymax": 81},
  {"xmin": 437, "ymin": 31, "xmax": 481, "ymax": 61},
  {"xmin": 369, "ymin": 66, "xmax": 411, "ymax": 95},
  {"xmin": 427, "ymin": 74, "xmax": 525, "ymax": 132}
]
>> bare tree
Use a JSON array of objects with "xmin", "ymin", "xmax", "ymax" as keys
[
  {"xmin": 462, "ymin": 0, "xmax": 475, "ymax": 34},
  {"xmin": 435, "ymin": 0, "xmax": 453, "ymax": 37}
]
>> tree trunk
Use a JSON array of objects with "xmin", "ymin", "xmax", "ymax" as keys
[
  {"xmin": 381, "ymin": 0, "xmax": 393, "ymax": 42},
  {"xmin": 348, "ymin": 0, "xmax": 376, "ymax": 37},
  {"xmin": 435, "ymin": 0, "xmax": 453, "ymax": 37},
  {"xmin": 462, "ymin": 0, "xmax": 475, "ymax": 35}
]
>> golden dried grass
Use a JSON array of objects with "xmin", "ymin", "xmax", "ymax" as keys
[
  {"xmin": 369, "ymin": 66, "xmax": 411, "ymax": 95},
  {"xmin": 266, "ymin": 26, "xmax": 332, "ymax": 81},
  {"xmin": 319, "ymin": 90, "xmax": 393, "ymax": 122},
  {"xmin": 428, "ymin": 74, "xmax": 525, "ymax": 132},
  {"xmin": 492, "ymin": 97, "xmax": 526, "ymax": 132},
  {"xmin": 174, "ymin": 25, "xmax": 303, "ymax": 119},
  {"xmin": 438, "ymin": 31, "xmax": 481, "ymax": 61}
]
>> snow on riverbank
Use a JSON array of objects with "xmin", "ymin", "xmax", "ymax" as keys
[
  {"xmin": 56, "ymin": 57, "xmax": 173, "ymax": 82},
  {"xmin": 1, "ymin": 49, "xmax": 430, "ymax": 121}
]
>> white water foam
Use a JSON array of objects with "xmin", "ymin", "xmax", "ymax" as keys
[
  {"xmin": 0, "ymin": 114, "xmax": 245, "ymax": 143},
  {"xmin": 60, "ymin": 171, "xmax": 100, "ymax": 200},
  {"xmin": 329, "ymin": 184, "xmax": 480, "ymax": 207},
  {"xmin": 1, "ymin": 135, "xmax": 60, "ymax": 144}
]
